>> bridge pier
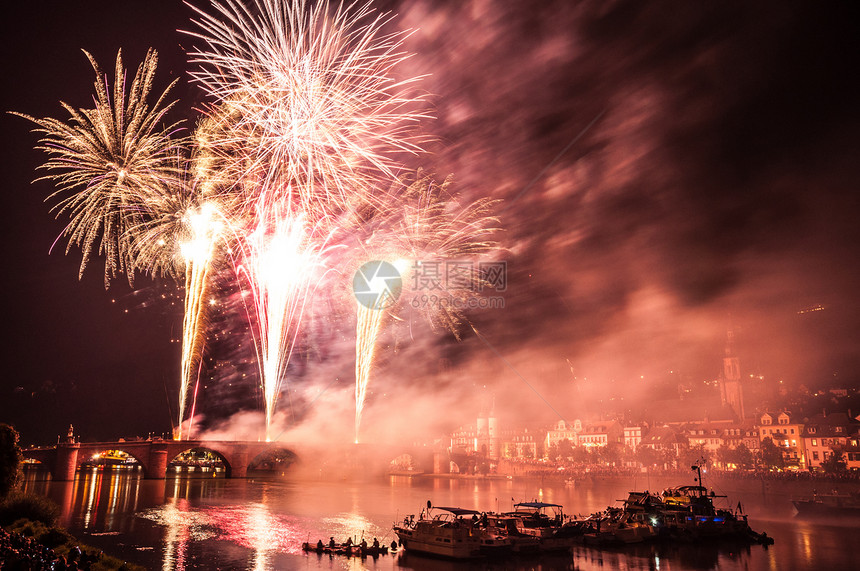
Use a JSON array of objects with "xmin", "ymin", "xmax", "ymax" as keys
[
  {"xmin": 53, "ymin": 442, "xmax": 80, "ymax": 481},
  {"xmin": 433, "ymin": 452, "xmax": 447, "ymax": 474},
  {"xmin": 230, "ymin": 447, "xmax": 249, "ymax": 478},
  {"xmin": 146, "ymin": 443, "xmax": 169, "ymax": 479}
]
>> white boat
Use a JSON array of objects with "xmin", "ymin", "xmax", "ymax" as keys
[
  {"xmin": 394, "ymin": 505, "xmax": 483, "ymax": 559},
  {"xmin": 503, "ymin": 501, "xmax": 581, "ymax": 550}
]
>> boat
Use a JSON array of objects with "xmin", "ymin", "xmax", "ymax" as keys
[
  {"xmin": 480, "ymin": 514, "xmax": 542, "ymax": 554},
  {"xmin": 502, "ymin": 502, "xmax": 582, "ymax": 550},
  {"xmin": 301, "ymin": 540, "xmax": 389, "ymax": 557},
  {"xmin": 623, "ymin": 465, "xmax": 773, "ymax": 544},
  {"xmin": 393, "ymin": 504, "xmax": 484, "ymax": 559},
  {"xmin": 792, "ymin": 491, "xmax": 860, "ymax": 517}
]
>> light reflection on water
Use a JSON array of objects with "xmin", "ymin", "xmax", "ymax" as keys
[{"xmin": 20, "ymin": 469, "xmax": 860, "ymax": 570}]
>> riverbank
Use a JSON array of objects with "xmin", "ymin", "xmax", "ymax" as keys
[{"xmin": 1, "ymin": 520, "xmax": 144, "ymax": 571}]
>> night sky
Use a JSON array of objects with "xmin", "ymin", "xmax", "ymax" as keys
[{"xmin": 2, "ymin": 1, "xmax": 859, "ymax": 446}]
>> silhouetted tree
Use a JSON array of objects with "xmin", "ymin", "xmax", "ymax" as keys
[
  {"xmin": 821, "ymin": 449, "xmax": 847, "ymax": 474},
  {"xmin": 717, "ymin": 444, "xmax": 734, "ymax": 469},
  {"xmin": 571, "ymin": 446, "xmax": 591, "ymax": 464},
  {"xmin": 558, "ymin": 439, "xmax": 574, "ymax": 460},
  {"xmin": 599, "ymin": 443, "xmax": 624, "ymax": 466},
  {"xmin": 735, "ymin": 443, "xmax": 754, "ymax": 470},
  {"xmin": 0, "ymin": 424, "xmax": 22, "ymax": 498},
  {"xmin": 635, "ymin": 446, "xmax": 659, "ymax": 467},
  {"xmin": 680, "ymin": 444, "xmax": 710, "ymax": 469},
  {"xmin": 758, "ymin": 437, "xmax": 784, "ymax": 470}
]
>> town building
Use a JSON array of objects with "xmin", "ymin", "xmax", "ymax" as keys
[
  {"xmin": 502, "ymin": 429, "xmax": 541, "ymax": 459},
  {"xmin": 683, "ymin": 422, "xmax": 730, "ymax": 456},
  {"xmin": 578, "ymin": 420, "xmax": 623, "ymax": 448},
  {"xmin": 544, "ymin": 419, "xmax": 580, "ymax": 451},
  {"xmin": 639, "ymin": 425, "xmax": 686, "ymax": 462},
  {"xmin": 758, "ymin": 411, "xmax": 805, "ymax": 468},
  {"xmin": 623, "ymin": 426, "xmax": 643, "ymax": 451},
  {"xmin": 801, "ymin": 412, "xmax": 860, "ymax": 471}
]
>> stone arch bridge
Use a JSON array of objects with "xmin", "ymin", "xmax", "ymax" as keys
[{"xmin": 22, "ymin": 440, "xmax": 297, "ymax": 480}]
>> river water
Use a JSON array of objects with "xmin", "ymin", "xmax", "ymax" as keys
[{"xmin": 20, "ymin": 468, "xmax": 860, "ymax": 570}]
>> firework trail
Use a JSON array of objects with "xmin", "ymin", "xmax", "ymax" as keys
[
  {"xmin": 128, "ymin": 113, "xmax": 241, "ymax": 441},
  {"xmin": 127, "ymin": 167, "xmax": 223, "ymax": 440},
  {"xmin": 354, "ymin": 305, "xmax": 383, "ymax": 443},
  {"xmin": 185, "ymin": 0, "xmax": 430, "ymax": 217},
  {"xmin": 351, "ymin": 172, "xmax": 500, "ymax": 441},
  {"xmin": 352, "ymin": 257, "xmax": 407, "ymax": 443},
  {"xmin": 15, "ymin": 49, "xmax": 184, "ymax": 287},
  {"xmin": 177, "ymin": 202, "xmax": 224, "ymax": 440},
  {"xmin": 235, "ymin": 189, "xmax": 332, "ymax": 441}
]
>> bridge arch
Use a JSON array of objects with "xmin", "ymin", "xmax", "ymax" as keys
[
  {"xmin": 81, "ymin": 446, "xmax": 154, "ymax": 477},
  {"xmin": 21, "ymin": 450, "xmax": 51, "ymax": 469},
  {"xmin": 78, "ymin": 448, "xmax": 143, "ymax": 466},
  {"xmin": 247, "ymin": 447, "xmax": 298, "ymax": 474},
  {"xmin": 389, "ymin": 453, "xmax": 418, "ymax": 473},
  {"xmin": 167, "ymin": 447, "xmax": 231, "ymax": 477}
]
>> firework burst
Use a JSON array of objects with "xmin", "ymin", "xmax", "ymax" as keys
[
  {"xmin": 185, "ymin": 0, "xmax": 430, "ymax": 216},
  {"xmin": 387, "ymin": 171, "xmax": 501, "ymax": 335},
  {"xmin": 15, "ymin": 49, "xmax": 184, "ymax": 286},
  {"xmin": 234, "ymin": 188, "xmax": 333, "ymax": 441}
]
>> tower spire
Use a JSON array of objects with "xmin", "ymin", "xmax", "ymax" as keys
[{"xmin": 720, "ymin": 326, "xmax": 745, "ymax": 419}]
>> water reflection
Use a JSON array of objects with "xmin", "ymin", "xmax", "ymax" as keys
[
  {"xmin": 19, "ymin": 470, "xmax": 860, "ymax": 571},
  {"xmin": 141, "ymin": 498, "xmax": 213, "ymax": 570},
  {"xmin": 570, "ymin": 542, "xmax": 756, "ymax": 571}
]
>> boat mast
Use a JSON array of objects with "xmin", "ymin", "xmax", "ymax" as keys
[{"xmin": 691, "ymin": 462, "xmax": 704, "ymax": 497}]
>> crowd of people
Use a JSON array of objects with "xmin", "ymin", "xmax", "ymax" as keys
[
  {"xmin": 506, "ymin": 461, "xmax": 860, "ymax": 482},
  {"xmin": 0, "ymin": 527, "xmax": 103, "ymax": 571}
]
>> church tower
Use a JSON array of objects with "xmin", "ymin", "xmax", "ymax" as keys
[
  {"xmin": 487, "ymin": 396, "xmax": 499, "ymax": 461},
  {"xmin": 720, "ymin": 329, "xmax": 745, "ymax": 420},
  {"xmin": 476, "ymin": 402, "xmax": 488, "ymax": 456}
]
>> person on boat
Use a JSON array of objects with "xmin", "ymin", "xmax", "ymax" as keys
[
  {"xmin": 359, "ymin": 539, "xmax": 367, "ymax": 552},
  {"xmin": 316, "ymin": 539, "xmax": 324, "ymax": 550},
  {"xmin": 344, "ymin": 537, "xmax": 353, "ymax": 547},
  {"xmin": 372, "ymin": 538, "xmax": 379, "ymax": 549},
  {"xmin": 328, "ymin": 537, "xmax": 335, "ymax": 548},
  {"xmin": 390, "ymin": 540, "xmax": 398, "ymax": 551}
]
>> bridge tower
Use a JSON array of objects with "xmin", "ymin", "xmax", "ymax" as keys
[{"xmin": 53, "ymin": 425, "xmax": 80, "ymax": 481}]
